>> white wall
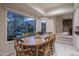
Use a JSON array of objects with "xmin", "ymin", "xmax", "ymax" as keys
[
  {"xmin": 0, "ymin": 7, "xmax": 15, "ymax": 55},
  {"xmin": 73, "ymin": 4, "xmax": 79, "ymax": 50},
  {"xmin": 54, "ymin": 17, "xmax": 63, "ymax": 33},
  {"xmin": 0, "ymin": 7, "xmax": 7, "ymax": 52},
  {"xmin": 53, "ymin": 14, "xmax": 73, "ymax": 34},
  {"xmin": 36, "ymin": 18, "xmax": 56, "ymax": 33},
  {"xmin": 62, "ymin": 14, "xmax": 73, "ymax": 19},
  {"xmin": 36, "ymin": 20, "xmax": 41, "ymax": 32},
  {"xmin": 46, "ymin": 19, "xmax": 56, "ymax": 33}
]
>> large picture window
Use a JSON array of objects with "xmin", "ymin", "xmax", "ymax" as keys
[{"xmin": 7, "ymin": 10, "xmax": 36, "ymax": 41}]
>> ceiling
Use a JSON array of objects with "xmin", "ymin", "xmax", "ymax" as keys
[
  {"xmin": 27, "ymin": 3, "xmax": 74, "ymax": 16},
  {"xmin": 28, "ymin": 3, "xmax": 65, "ymax": 12},
  {"xmin": 0, "ymin": 3, "xmax": 74, "ymax": 18}
]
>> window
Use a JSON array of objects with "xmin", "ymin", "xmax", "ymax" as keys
[
  {"xmin": 41, "ymin": 20, "xmax": 46, "ymax": 34},
  {"xmin": 7, "ymin": 10, "xmax": 36, "ymax": 41}
]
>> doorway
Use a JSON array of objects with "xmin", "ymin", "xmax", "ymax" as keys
[{"xmin": 62, "ymin": 19, "xmax": 72, "ymax": 35}]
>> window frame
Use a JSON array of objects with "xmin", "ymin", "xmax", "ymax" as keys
[{"xmin": 7, "ymin": 10, "xmax": 36, "ymax": 41}]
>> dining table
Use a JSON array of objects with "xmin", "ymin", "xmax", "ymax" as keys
[{"xmin": 21, "ymin": 34, "xmax": 47, "ymax": 56}]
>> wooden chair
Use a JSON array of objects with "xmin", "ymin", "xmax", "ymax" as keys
[
  {"xmin": 53, "ymin": 34, "xmax": 56, "ymax": 52},
  {"xmin": 46, "ymin": 32, "xmax": 53, "ymax": 37},
  {"xmin": 14, "ymin": 38, "xmax": 32, "ymax": 56},
  {"xmin": 49, "ymin": 32, "xmax": 53, "ymax": 37},
  {"xmin": 44, "ymin": 40, "xmax": 52, "ymax": 56},
  {"xmin": 46, "ymin": 32, "xmax": 50, "ymax": 37},
  {"xmin": 50, "ymin": 34, "xmax": 56, "ymax": 55},
  {"xmin": 38, "ymin": 37, "xmax": 51, "ymax": 56},
  {"xmin": 44, "ymin": 33, "xmax": 56, "ymax": 55},
  {"xmin": 44, "ymin": 36, "xmax": 51, "ymax": 41},
  {"xmin": 35, "ymin": 32, "xmax": 41, "ymax": 39}
]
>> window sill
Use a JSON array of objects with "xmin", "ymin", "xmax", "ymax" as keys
[{"xmin": 7, "ymin": 40, "xmax": 14, "ymax": 44}]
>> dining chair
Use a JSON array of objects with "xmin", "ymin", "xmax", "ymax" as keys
[
  {"xmin": 46, "ymin": 32, "xmax": 52, "ymax": 37},
  {"xmin": 35, "ymin": 32, "xmax": 41, "ymax": 39},
  {"xmin": 44, "ymin": 33, "xmax": 56, "ymax": 55},
  {"xmin": 50, "ymin": 32, "xmax": 53, "ymax": 37},
  {"xmin": 53, "ymin": 34, "xmax": 56, "ymax": 53},
  {"xmin": 44, "ymin": 40, "xmax": 52, "ymax": 56},
  {"xmin": 38, "ymin": 37, "xmax": 51, "ymax": 56},
  {"xmin": 46, "ymin": 32, "xmax": 50, "ymax": 37},
  {"xmin": 14, "ymin": 38, "xmax": 32, "ymax": 56},
  {"xmin": 50, "ymin": 34, "xmax": 56, "ymax": 55}
]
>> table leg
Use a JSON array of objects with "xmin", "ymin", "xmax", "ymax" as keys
[{"xmin": 36, "ymin": 47, "xmax": 38, "ymax": 56}]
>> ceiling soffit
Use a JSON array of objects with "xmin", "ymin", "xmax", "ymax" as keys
[
  {"xmin": 0, "ymin": 3, "xmax": 74, "ymax": 18},
  {"xmin": 27, "ymin": 3, "xmax": 74, "ymax": 17}
]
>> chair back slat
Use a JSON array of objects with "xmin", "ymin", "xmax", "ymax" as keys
[{"xmin": 14, "ymin": 38, "xmax": 24, "ymax": 56}]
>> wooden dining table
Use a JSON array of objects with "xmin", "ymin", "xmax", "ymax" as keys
[{"xmin": 21, "ymin": 34, "xmax": 47, "ymax": 56}]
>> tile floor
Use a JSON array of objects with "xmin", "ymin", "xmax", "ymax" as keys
[
  {"xmin": 55, "ymin": 42, "xmax": 79, "ymax": 56},
  {"xmin": 55, "ymin": 34, "xmax": 79, "ymax": 56}
]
